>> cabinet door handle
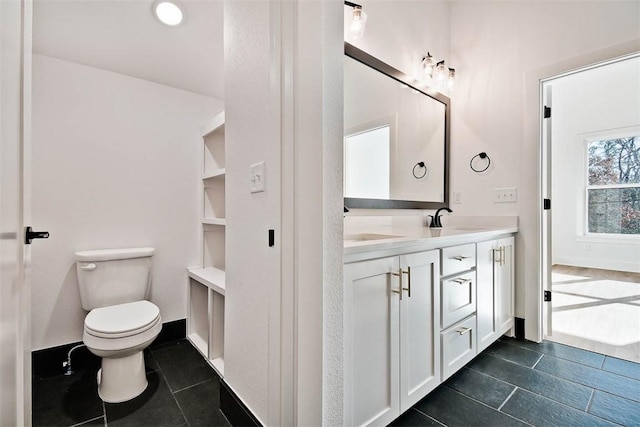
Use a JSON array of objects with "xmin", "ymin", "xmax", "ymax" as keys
[
  {"xmin": 501, "ymin": 246, "xmax": 506, "ymax": 266},
  {"xmin": 493, "ymin": 248, "xmax": 502, "ymax": 265},
  {"xmin": 402, "ymin": 266, "xmax": 411, "ymax": 298},
  {"xmin": 456, "ymin": 327, "xmax": 472, "ymax": 335},
  {"xmin": 391, "ymin": 269, "xmax": 403, "ymax": 300},
  {"xmin": 452, "ymin": 277, "xmax": 471, "ymax": 285},
  {"xmin": 451, "ymin": 255, "xmax": 470, "ymax": 261}
]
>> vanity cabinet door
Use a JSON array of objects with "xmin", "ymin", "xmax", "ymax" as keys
[
  {"xmin": 399, "ymin": 250, "xmax": 440, "ymax": 412},
  {"xmin": 476, "ymin": 240, "xmax": 498, "ymax": 352},
  {"xmin": 476, "ymin": 237, "xmax": 515, "ymax": 353},
  {"xmin": 344, "ymin": 256, "xmax": 400, "ymax": 427},
  {"xmin": 496, "ymin": 237, "xmax": 515, "ymax": 335}
]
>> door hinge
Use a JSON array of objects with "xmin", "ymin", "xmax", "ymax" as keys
[
  {"xmin": 543, "ymin": 106, "xmax": 551, "ymax": 119},
  {"xmin": 543, "ymin": 199, "xmax": 551, "ymax": 210},
  {"xmin": 544, "ymin": 290, "xmax": 552, "ymax": 302}
]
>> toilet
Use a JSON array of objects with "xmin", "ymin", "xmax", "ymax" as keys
[{"xmin": 75, "ymin": 247, "xmax": 162, "ymax": 403}]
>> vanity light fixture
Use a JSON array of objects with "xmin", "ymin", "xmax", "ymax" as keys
[
  {"xmin": 420, "ymin": 53, "xmax": 457, "ymax": 93},
  {"xmin": 153, "ymin": 1, "xmax": 184, "ymax": 26},
  {"xmin": 345, "ymin": 1, "xmax": 367, "ymax": 39}
]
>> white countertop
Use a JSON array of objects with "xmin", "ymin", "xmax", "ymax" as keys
[{"xmin": 343, "ymin": 215, "xmax": 518, "ymax": 263}]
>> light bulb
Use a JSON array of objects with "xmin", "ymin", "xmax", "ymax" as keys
[{"xmin": 350, "ymin": 7, "xmax": 367, "ymax": 39}]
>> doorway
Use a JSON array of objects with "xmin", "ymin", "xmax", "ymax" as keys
[{"xmin": 542, "ymin": 55, "xmax": 640, "ymax": 363}]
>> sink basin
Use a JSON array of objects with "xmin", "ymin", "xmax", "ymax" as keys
[{"xmin": 344, "ymin": 233, "xmax": 404, "ymax": 242}]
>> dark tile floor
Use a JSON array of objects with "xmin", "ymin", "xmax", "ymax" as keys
[
  {"xmin": 32, "ymin": 339, "xmax": 230, "ymax": 427},
  {"xmin": 33, "ymin": 337, "xmax": 640, "ymax": 427},
  {"xmin": 394, "ymin": 337, "xmax": 640, "ymax": 427}
]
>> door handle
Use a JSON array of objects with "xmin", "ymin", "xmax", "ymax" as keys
[{"xmin": 25, "ymin": 226, "xmax": 50, "ymax": 245}]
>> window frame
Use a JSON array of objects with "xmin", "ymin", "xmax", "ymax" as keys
[{"xmin": 583, "ymin": 133, "xmax": 640, "ymax": 239}]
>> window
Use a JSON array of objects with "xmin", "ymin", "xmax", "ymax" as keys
[
  {"xmin": 586, "ymin": 136, "xmax": 640, "ymax": 235},
  {"xmin": 344, "ymin": 125, "xmax": 390, "ymax": 200}
]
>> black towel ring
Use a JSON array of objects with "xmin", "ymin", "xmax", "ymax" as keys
[
  {"xmin": 470, "ymin": 152, "xmax": 491, "ymax": 173},
  {"xmin": 413, "ymin": 161, "xmax": 427, "ymax": 179}
]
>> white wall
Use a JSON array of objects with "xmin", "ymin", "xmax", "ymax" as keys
[
  {"xmin": 551, "ymin": 57, "xmax": 640, "ymax": 273},
  {"xmin": 31, "ymin": 54, "xmax": 222, "ymax": 350},
  {"xmin": 449, "ymin": 1, "xmax": 640, "ymax": 337}
]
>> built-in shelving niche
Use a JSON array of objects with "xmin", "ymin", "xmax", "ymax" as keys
[{"xmin": 187, "ymin": 111, "xmax": 226, "ymax": 377}]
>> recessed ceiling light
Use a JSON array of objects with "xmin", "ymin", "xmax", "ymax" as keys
[{"xmin": 154, "ymin": 1, "xmax": 184, "ymax": 26}]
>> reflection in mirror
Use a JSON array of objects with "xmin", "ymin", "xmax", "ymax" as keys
[{"xmin": 344, "ymin": 43, "xmax": 450, "ymax": 209}]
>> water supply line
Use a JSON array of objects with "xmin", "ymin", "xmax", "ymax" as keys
[{"xmin": 62, "ymin": 344, "xmax": 86, "ymax": 376}]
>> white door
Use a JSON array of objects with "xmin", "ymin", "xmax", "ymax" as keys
[
  {"xmin": 344, "ymin": 256, "xmax": 400, "ymax": 427},
  {"xmin": 541, "ymin": 83, "xmax": 553, "ymax": 338},
  {"xmin": 399, "ymin": 250, "xmax": 440, "ymax": 412},
  {"xmin": 1, "ymin": 0, "xmax": 32, "ymax": 425}
]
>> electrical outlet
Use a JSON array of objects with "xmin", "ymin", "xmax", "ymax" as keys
[
  {"xmin": 453, "ymin": 191, "xmax": 463, "ymax": 204},
  {"xmin": 494, "ymin": 187, "xmax": 517, "ymax": 203},
  {"xmin": 250, "ymin": 161, "xmax": 265, "ymax": 193}
]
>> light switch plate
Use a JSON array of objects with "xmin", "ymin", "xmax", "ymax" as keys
[
  {"xmin": 453, "ymin": 191, "xmax": 463, "ymax": 204},
  {"xmin": 494, "ymin": 187, "xmax": 517, "ymax": 203},
  {"xmin": 250, "ymin": 161, "xmax": 265, "ymax": 193}
]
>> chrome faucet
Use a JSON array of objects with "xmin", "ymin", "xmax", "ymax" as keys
[{"xmin": 429, "ymin": 207, "xmax": 452, "ymax": 228}]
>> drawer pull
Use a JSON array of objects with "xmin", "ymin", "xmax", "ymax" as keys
[
  {"xmin": 451, "ymin": 255, "xmax": 471, "ymax": 262},
  {"xmin": 456, "ymin": 327, "xmax": 472, "ymax": 335},
  {"xmin": 452, "ymin": 277, "xmax": 471, "ymax": 285}
]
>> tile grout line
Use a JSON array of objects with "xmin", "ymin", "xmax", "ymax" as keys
[
  {"xmin": 531, "ymin": 353, "xmax": 544, "ymax": 369},
  {"xmin": 499, "ymin": 337, "xmax": 608, "ymax": 370},
  {"xmin": 585, "ymin": 388, "xmax": 595, "ymax": 413},
  {"xmin": 466, "ymin": 360, "xmax": 594, "ymax": 411},
  {"xmin": 497, "ymin": 386, "xmax": 518, "ymax": 412},
  {"xmin": 172, "ymin": 377, "xmax": 217, "ymax": 394},
  {"xmin": 102, "ymin": 400, "xmax": 107, "ymax": 426},
  {"xmin": 443, "ymin": 386, "xmax": 535, "ymax": 426},
  {"xmin": 410, "ymin": 408, "xmax": 447, "ymax": 427},
  {"xmin": 600, "ymin": 355, "xmax": 607, "ymax": 370},
  {"xmin": 69, "ymin": 415, "xmax": 105, "ymax": 427}
]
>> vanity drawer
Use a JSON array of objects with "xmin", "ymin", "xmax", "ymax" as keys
[
  {"xmin": 441, "ymin": 315, "xmax": 477, "ymax": 380},
  {"xmin": 441, "ymin": 271, "xmax": 476, "ymax": 329},
  {"xmin": 441, "ymin": 244, "xmax": 476, "ymax": 277}
]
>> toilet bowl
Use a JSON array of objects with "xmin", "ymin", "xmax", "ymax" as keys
[
  {"xmin": 75, "ymin": 247, "xmax": 161, "ymax": 403},
  {"xmin": 83, "ymin": 300, "xmax": 162, "ymax": 403}
]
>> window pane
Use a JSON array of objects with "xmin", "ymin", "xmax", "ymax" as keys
[
  {"xmin": 588, "ymin": 187, "xmax": 640, "ymax": 234},
  {"xmin": 588, "ymin": 136, "xmax": 640, "ymax": 185},
  {"xmin": 344, "ymin": 126, "xmax": 390, "ymax": 199}
]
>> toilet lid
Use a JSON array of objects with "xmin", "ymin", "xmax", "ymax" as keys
[{"xmin": 85, "ymin": 300, "xmax": 160, "ymax": 336}]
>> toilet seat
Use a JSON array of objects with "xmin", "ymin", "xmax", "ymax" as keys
[{"xmin": 85, "ymin": 300, "xmax": 160, "ymax": 339}]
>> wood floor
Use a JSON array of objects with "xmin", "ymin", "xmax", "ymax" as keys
[{"xmin": 550, "ymin": 264, "xmax": 640, "ymax": 363}]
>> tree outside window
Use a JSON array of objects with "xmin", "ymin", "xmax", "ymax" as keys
[{"xmin": 587, "ymin": 136, "xmax": 640, "ymax": 235}]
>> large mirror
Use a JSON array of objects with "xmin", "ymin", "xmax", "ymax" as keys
[{"xmin": 344, "ymin": 43, "xmax": 450, "ymax": 209}]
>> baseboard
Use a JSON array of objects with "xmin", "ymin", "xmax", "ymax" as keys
[
  {"xmin": 514, "ymin": 317, "xmax": 525, "ymax": 341},
  {"xmin": 32, "ymin": 318, "xmax": 186, "ymax": 378},
  {"xmin": 220, "ymin": 380, "xmax": 262, "ymax": 427}
]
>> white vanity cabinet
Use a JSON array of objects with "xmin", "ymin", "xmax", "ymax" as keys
[
  {"xmin": 344, "ymin": 250, "xmax": 440, "ymax": 427},
  {"xmin": 476, "ymin": 236, "xmax": 515, "ymax": 352}
]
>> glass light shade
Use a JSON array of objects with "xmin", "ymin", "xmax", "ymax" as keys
[
  {"xmin": 350, "ymin": 8, "xmax": 367, "ymax": 39},
  {"xmin": 422, "ymin": 53, "xmax": 434, "ymax": 77},
  {"xmin": 435, "ymin": 62, "xmax": 446, "ymax": 84},
  {"xmin": 154, "ymin": 1, "xmax": 184, "ymax": 26},
  {"xmin": 447, "ymin": 68, "xmax": 455, "ymax": 91}
]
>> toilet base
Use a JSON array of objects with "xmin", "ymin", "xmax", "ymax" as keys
[{"xmin": 97, "ymin": 351, "xmax": 148, "ymax": 403}]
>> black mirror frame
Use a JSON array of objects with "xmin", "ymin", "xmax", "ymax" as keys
[{"xmin": 343, "ymin": 42, "xmax": 450, "ymax": 210}]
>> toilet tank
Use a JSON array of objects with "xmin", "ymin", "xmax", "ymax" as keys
[{"xmin": 75, "ymin": 247, "xmax": 155, "ymax": 311}]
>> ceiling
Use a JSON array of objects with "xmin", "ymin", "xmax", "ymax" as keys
[{"xmin": 33, "ymin": 0, "xmax": 224, "ymax": 100}]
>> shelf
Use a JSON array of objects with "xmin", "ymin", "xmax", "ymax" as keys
[
  {"xmin": 203, "ymin": 168, "xmax": 226, "ymax": 180},
  {"xmin": 188, "ymin": 333, "xmax": 208, "ymax": 358},
  {"xmin": 202, "ymin": 218, "xmax": 226, "ymax": 226},
  {"xmin": 201, "ymin": 111, "xmax": 225, "ymax": 137},
  {"xmin": 188, "ymin": 266, "xmax": 226, "ymax": 295}
]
